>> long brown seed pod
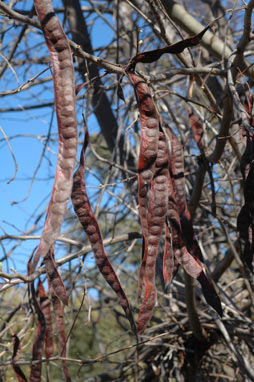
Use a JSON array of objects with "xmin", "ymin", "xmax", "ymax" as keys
[
  {"xmin": 71, "ymin": 127, "xmax": 136, "ymax": 335},
  {"xmin": 126, "ymin": 71, "xmax": 160, "ymax": 303},
  {"xmin": 138, "ymin": 131, "xmax": 169, "ymax": 332},
  {"xmin": 32, "ymin": 0, "xmax": 78, "ymax": 305}
]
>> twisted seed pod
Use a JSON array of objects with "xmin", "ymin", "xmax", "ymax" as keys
[
  {"xmin": 11, "ymin": 334, "xmax": 27, "ymax": 382},
  {"xmin": 38, "ymin": 281, "xmax": 54, "ymax": 359},
  {"xmin": 32, "ymin": 0, "xmax": 78, "ymax": 304},
  {"xmin": 167, "ymin": 128, "xmax": 222, "ymax": 315},
  {"xmin": 71, "ymin": 128, "xmax": 136, "ymax": 335},
  {"xmin": 167, "ymin": 198, "xmax": 202, "ymax": 279},
  {"xmin": 168, "ymin": 128, "xmax": 203, "ymax": 261},
  {"xmin": 43, "ymin": 247, "xmax": 67, "ymax": 304},
  {"xmin": 166, "ymin": 148, "xmax": 202, "ymax": 279},
  {"xmin": 128, "ymin": 25, "xmax": 210, "ymax": 70},
  {"xmin": 50, "ymin": 286, "xmax": 71, "ymax": 382},
  {"xmin": 166, "ymin": 144, "xmax": 220, "ymax": 311},
  {"xmin": 30, "ymin": 282, "xmax": 46, "ymax": 382},
  {"xmin": 126, "ymin": 72, "xmax": 160, "ymax": 302}
]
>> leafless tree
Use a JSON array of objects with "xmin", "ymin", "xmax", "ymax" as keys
[{"xmin": 0, "ymin": 1, "xmax": 254, "ymax": 381}]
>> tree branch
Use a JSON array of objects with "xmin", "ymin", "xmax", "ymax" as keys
[{"xmin": 160, "ymin": 0, "xmax": 254, "ymax": 79}]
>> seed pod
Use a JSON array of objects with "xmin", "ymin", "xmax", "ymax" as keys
[
  {"xmin": 72, "ymin": 127, "xmax": 136, "ymax": 335},
  {"xmin": 11, "ymin": 333, "xmax": 27, "ymax": 382},
  {"xmin": 127, "ymin": 72, "xmax": 160, "ymax": 303},
  {"xmin": 50, "ymin": 286, "xmax": 71, "ymax": 382},
  {"xmin": 167, "ymin": 128, "xmax": 204, "ymax": 261},
  {"xmin": 163, "ymin": 224, "xmax": 178, "ymax": 287},
  {"xmin": 138, "ymin": 131, "xmax": 169, "ymax": 332},
  {"xmin": 43, "ymin": 247, "xmax": 67, "ymax": 305},
  {"xmin": 128, "ymin": 25, "xmax": 210, "ymax": 70},
  {"xmin": 167, "ymin": 128, "xmax": 222, "ymax": 315},
  {"xmin": 32, "ymin": 0, "xmax": 78, "ymax": 304},
  {"xmin": 30, "ymin": 282, "xmax": 46, "ymax": 382},
  {"xmin": 38, "ymin": 281, "xmax": 54, "ymax": 359}
]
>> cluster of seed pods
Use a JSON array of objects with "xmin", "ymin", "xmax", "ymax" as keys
[
  {"xmin": 31, "ymin": 0, "xmax": 136, "ymax": 340},
  {"xmin": 127, "ymin": 70, "xmax": 222, "ymax": 332},
  {"xmin": 23, "ymin": 9, "xmax": 224, "ymax": 378},
  {"xmin": 26, "ymin": 249, "xmax": 72, "ymax": 382},
  {"xmin": 14, "ymin": 276, "xmax": 71, "ymax": 381},
  {"xmin": 29, "ymin": 280, "xmax": 71, "ymax": 382}
]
